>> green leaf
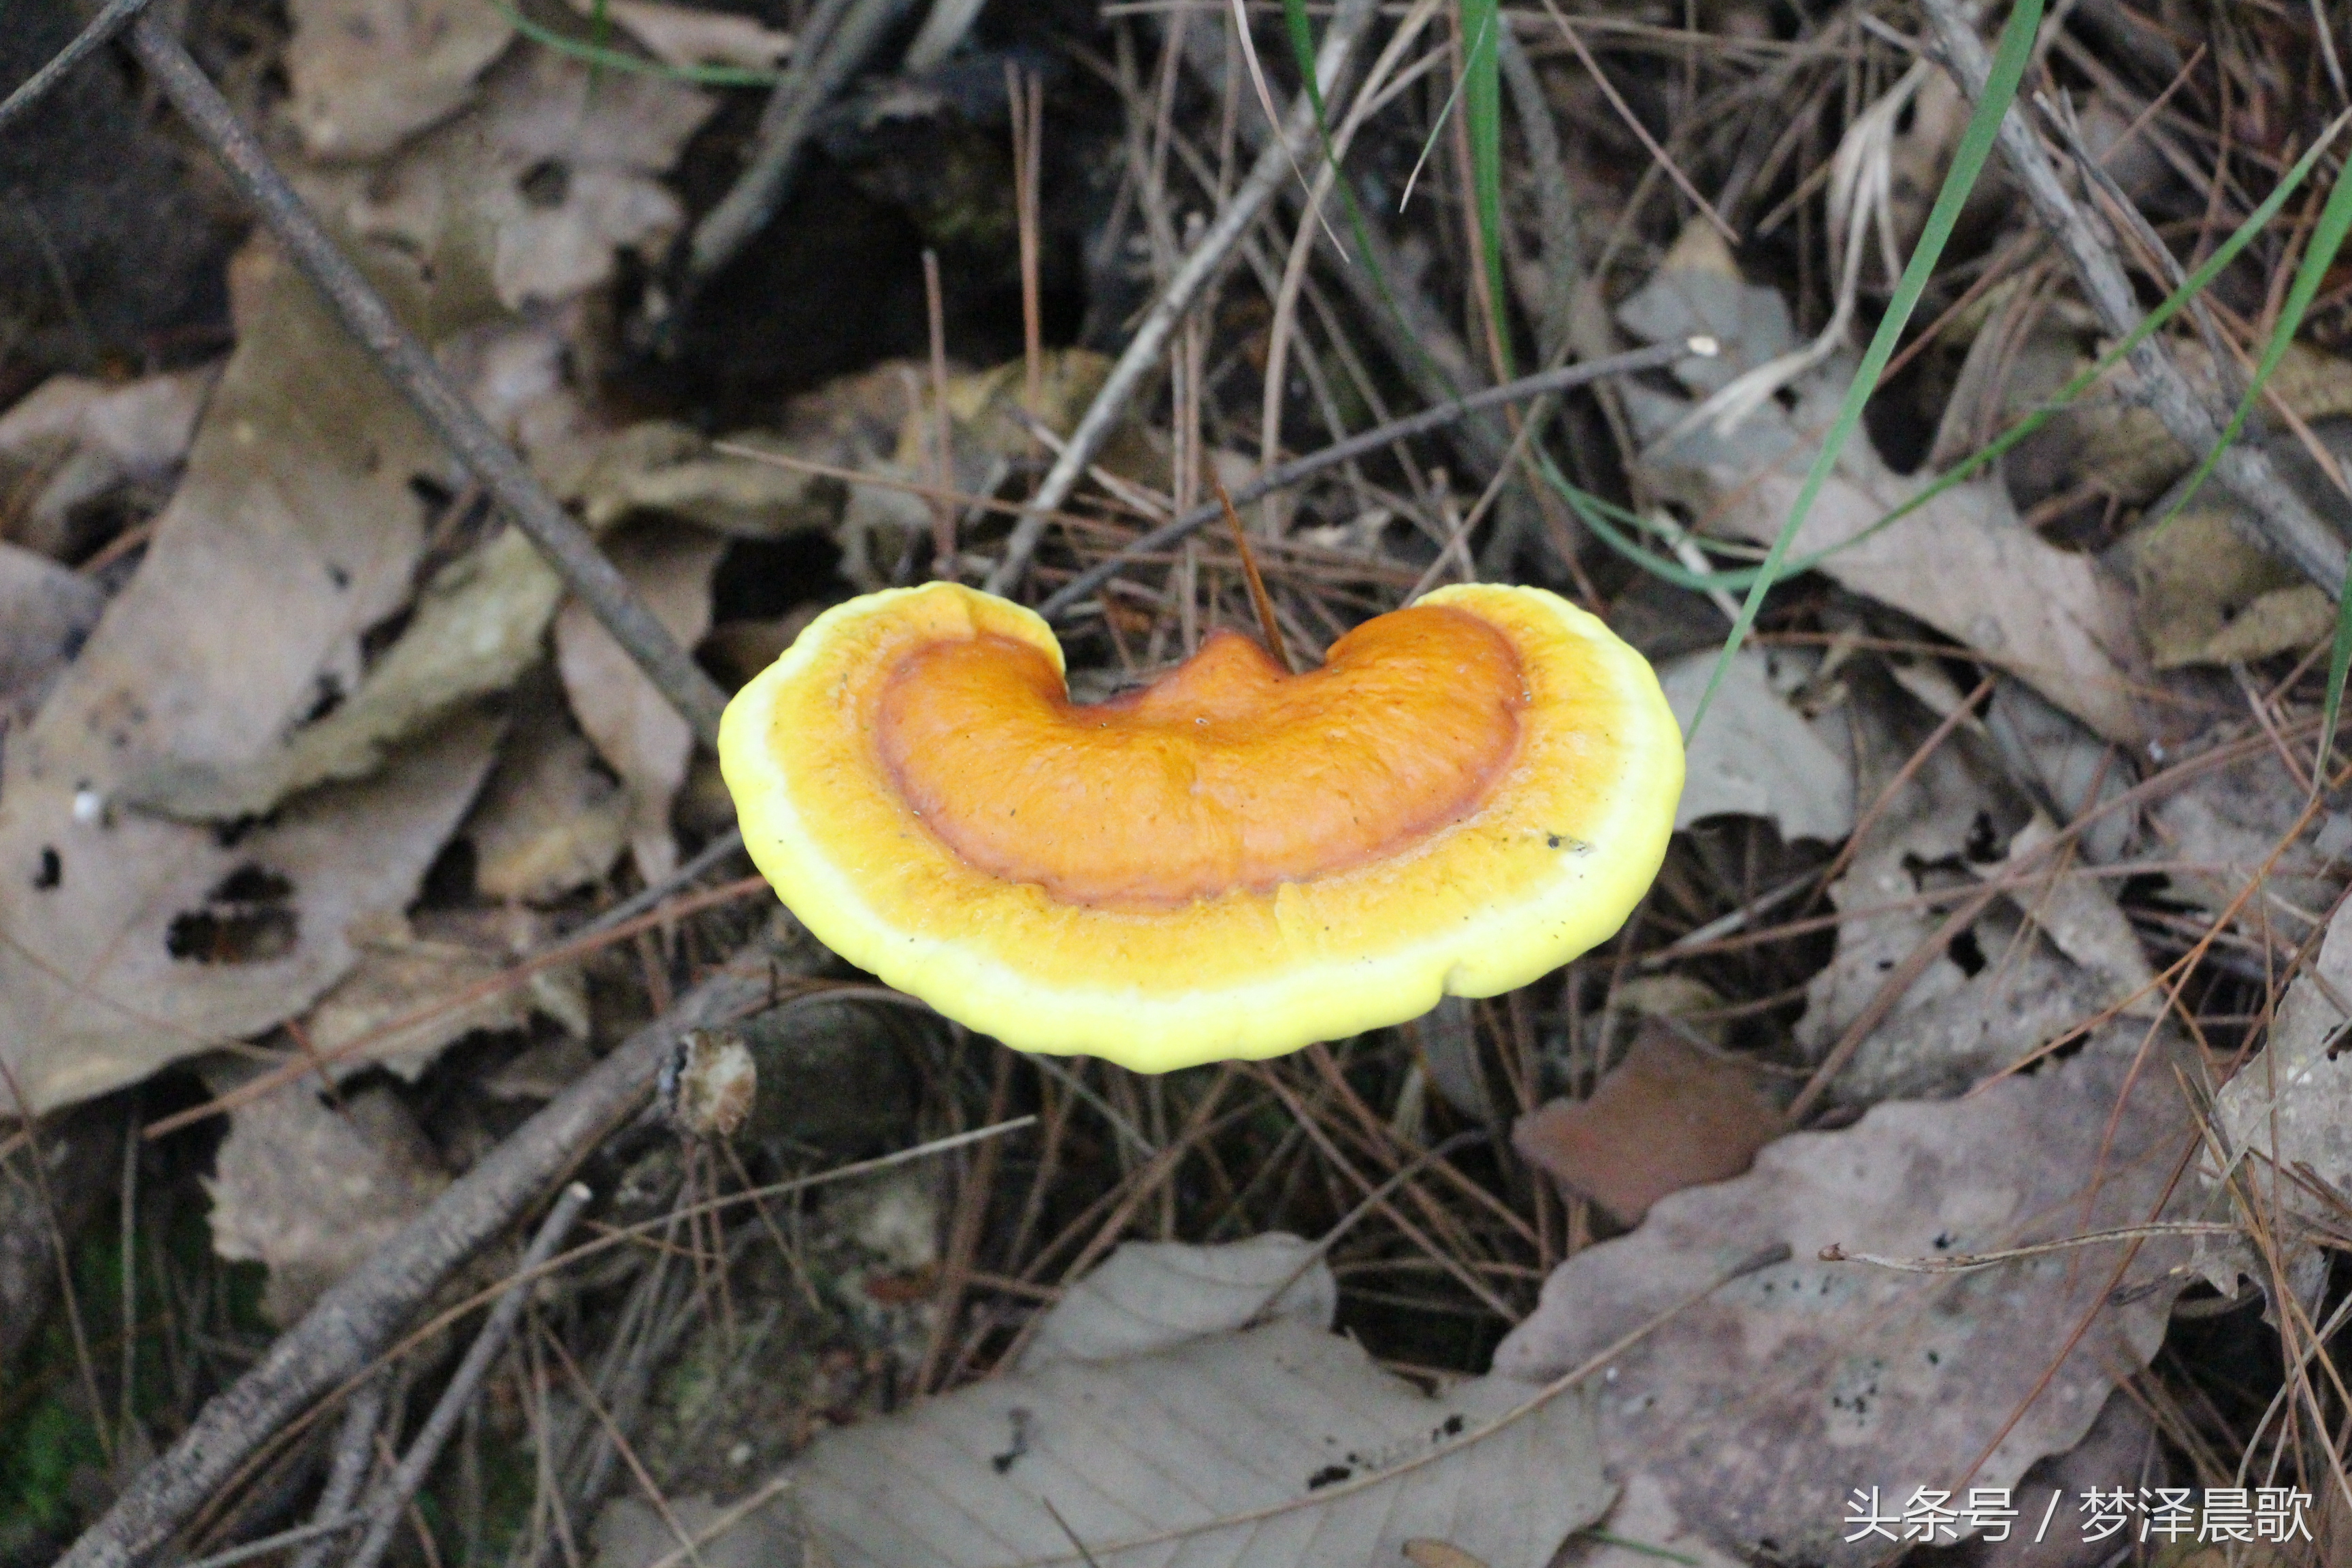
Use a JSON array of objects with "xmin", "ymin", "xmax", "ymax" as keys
[
  {"xmin": 1680, "ymin": 0, "xmax": 2044, "ymax": 740},
  {"xmin": 1458, "ymin": 0, "xmax": 1512, "ymax": 376}
]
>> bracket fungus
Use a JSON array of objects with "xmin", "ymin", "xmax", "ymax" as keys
[{"xmin": 718, "ymin": 581, "xmax": 1682, "ymax": 1073}]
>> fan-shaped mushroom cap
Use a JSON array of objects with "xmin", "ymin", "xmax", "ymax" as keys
[{"xmin": 719, "ymin": 582, "xmax": 1680, "ymax": 1073}]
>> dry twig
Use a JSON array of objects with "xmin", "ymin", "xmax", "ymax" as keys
[
  {"xmin": 121, "ymin": 17, "xmax": 732, "ymax": 746},
  {"xmin": 61, "ymin": 968, "xmax": 770, "ymax": 1568},
  {"xmin": 1919, "ymin": 0, "xmax": 2350, "ymax": 593}
]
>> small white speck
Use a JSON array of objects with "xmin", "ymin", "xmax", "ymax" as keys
[{"xmin": 71, "ymin": 787, "xmax": 104, "ymax": 826}]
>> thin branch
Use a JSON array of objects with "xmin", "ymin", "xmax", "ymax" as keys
[
  {"xmin": 1918, "ymin": 0, "xmax": 2350, "ymax": 595},
  {"xmin": 60, "ymin": 968, "xmax": 770, "ymax": 1568},
  {"xmin": 1034, "ymin": 337, "xmax": 1709, "ymax": 621},
  {"xmin": 287, "ymin": 1375, "xmax": 385, "ymax": 1568},
  {"xmin": 0, "ymin": 0, "xmax": 154, "ymax": 134},
  {"xmin": 344, "ymin": 1185, "xmax": 595, "ymax": 1568},
  {"xmin": 685, "ymin": 0, "xmax": 914, "ymax": 284},
  {"xmin": 121, "ymin": 18, "xmax": 731, "ymax": 747}
]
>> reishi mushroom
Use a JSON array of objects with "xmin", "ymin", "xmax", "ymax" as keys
[{"xmin": 717, "ymin": 581, "xmax": 1682, "ymax": 1073}]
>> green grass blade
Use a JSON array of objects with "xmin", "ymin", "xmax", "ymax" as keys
[
  {"xmin": 1541, "ymin": 112, "xmax": 2347, "ymax": 595},
  {"xmin": 1680, "ymin": 0, "xmax": 2042, "ymax": 740},
  {"xmin": 494, "ymin": 3, "xmax": 785, "ymax": 86},
  {"xmin": 1459, "ymin": 0, "xmax": 1512, "ymax": 376},
  {"xmin": 1281, "ymin": 0, "xmax": 1475, "ymax": 397},
  {"xmin": 2150, "ymin": 137, "xmax": 2352, "ymax": 534}
]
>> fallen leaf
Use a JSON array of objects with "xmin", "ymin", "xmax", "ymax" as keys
[
  {"xmin": 0, "ymin": 542, "xmax": 103, "ymax": 720},
  {"xmin": 575, "ymin": 422, "xmax": 840, "ymax": 537},
  {"xmin": 205, "ymin": 1077, "xmax": 451, "ymax": 1324},
  {"xmin": 1618, "ymin": 257, "xmax": 2150, "ymax": 746},
  {"xmin": 1806, "ymin": 815, "xmax": 2155, "ymax": 1106},
  {"xmin": 1982, "ymin": 677, "xmax": 2137, "ymax": 866},
  {"xmin": 0, "ymin": 365, "xmax": 215, "ymax": 559},
  {"xmin": 780, "ymin": 1239, "xmax": 1612, "ymax": 1568},
  {"xmin": 301, "ymin": 906, "xmax": 585, "ymax": 1081},
  {"xmin": 339, "ymin": 47, "xmax": 713, "ymax": 312},
  {"xmin": 1657, "ymin": 646, "xmax": 1853, "ymax": 842},
  {"xmin": 1017, "ymin": 1234, "xmax": 1337, "ymax": 1368},
  {"xmin": 1552, "ymin": 1472, "xmax": 1744, "ymax": 1568},
  {"xmin": 562, "ymin": 0, "xmax": 794, "ymax": 71},
  {"xmin": 1612, "ymin": 222, "xmax": 1795, "ymax": 396},
  {"xmin": 1, "ymin": 715, "xmax": 499, "ymax": 1112},
  {"xmin": 555, "ymin": 522, "xmax": 725, "ymax": 883},
  {"xmin": 2124, "ymin": 500, "xmax": 2334, "ymax": 669},
  {"xmin": 1940, "ymin": 1387, "xmax": 2161, "ymax": 1568},
  {"xmin": 2145, "ymin": 750, "xmax": 2349, "ymax": 946},
  {"xmin": 594, "ymin": 1490, "xmax": 798, "ymax": 1568},
  {"xmin": 2203, "ymin": 892, "xmax": 2352, "ymax": 1272},
  {"xmin": 0, "ymin": 242, "xmax": 523, "ymax": 1113},
  {"xmin": 1515, "ymin": 1022, "xmax": 1785, "ymax": 1226},
  {"xmin": 285, "ymin": 0, "xmax": 516, "ymax": 162},
  {"xmin": 117, "ymin": 526, "xmax": 564, "ymax": 819},
  {"xmin": 9, "ymin": 242, "xmax": 447, "ymax": 792},
  {"xmin": 2028, "ymin": 338, "xmax": 2352, "ymax": 512},
  {"xmin": 463, "ymin": 669, "xmax": 630, "ymax": 902},
  {"xmin": 1492, "ymin": 1028, "xmax": 2198, "ymax": 1567},
  {"xmin": 838, "ymin": 350, "xmax": 1128, "ymax": 589}
]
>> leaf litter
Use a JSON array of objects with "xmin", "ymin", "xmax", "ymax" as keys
[{"xmin": 11, "ymin": 2, "xmax": 2352, "ymax": 1565}]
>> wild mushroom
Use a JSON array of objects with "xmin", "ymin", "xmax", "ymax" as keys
[{"xmin": 717, "ymin": 581, "xmax": 1681, "ymax": 1073}]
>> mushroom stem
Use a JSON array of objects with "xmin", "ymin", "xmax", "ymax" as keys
[{"xmin": 1210, "ymin": 470, "xmax": 1295, "ymax": 674}]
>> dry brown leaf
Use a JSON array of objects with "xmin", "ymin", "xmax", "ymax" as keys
[
  {"xmin": 595, "ymin": 1491, "xmax": 798, "ymax": 1568},
  {"xmin": 1619, "ymin": 259, "xmax": 2149, "ymax": 745},
  {"xmin": 2145, "ymin": 750, "xmax": 2349, "ymax": 946},
  {"xmin": 1492, "ymin": 1028, "xmax": 2197, "ymax": 1567},
  {"xmin": 1804, "ymin": 813, "xmax": 2155, "ymax": 1105},
  {"xmin": 0, "ymin": 242, "xmax": 510, "ymax": 1113},
  {"xmin": 1657, "ymin": 646, "xmax": 1852, "ymax": 842},
  {"xmin": 2203, "ymin": 892, "xmax": 2352, "ymax": 1277},
  {"xmin": 1, "ymin": 715, "xmax": 499, "ymax": 1112},
  {"xmin": 336, "ymin": 48, "xmax": 713, "ymax": 314},
  {"xmin": 2124, "ymin": 501, "xmax": 2334, "ymax": 668},
  {"xmin": 2046, "ymin": 340, "xmax": 2352, "ymax": 510},
  {"xmin": 574, "ymin": 422, "xmax": 839, "ymax": 537},
  {"xmin": 0, "ymin": 366, "xmax": 215, "ymax": 476},
  {"xmin": 13, "ymin": 243, "xmax": 446, "ymax": 787},
  {"xmin": 0, "ymin": 365, "xmax": 214, "ymax": 558},
  {"xmin": 838, "ymin": 350, "xmax": 1125, "ymax": 587},
  {"xmin": 285, "ymin": 0, "xmax": 515, "ymax": 162},
  {"xmin": 119, "ymin": 526, "xmax": 564, "ymax": 819},
  {"xmin": 1552, "ymin": 1472, "xmax": 1744, "ymax": 1568},
  {"xmin": 1017, "ymin": 1235, "xmax": 1337, "ymax": 1369},
  {"xmin": 555, "ymin": 522, "xmax": 725, "ymax": 883},
  {"xmin": 778, "ymin": 1239, "xmax": 1611, "ymax": 1568},
  {"xmin": 561, "ymin": 0, "xmax": 793, "ymax": 70},
  {"xmin": 464, "ymin": 672, "xmax": 630, "ymax": 902},
  {"xmin": 301, "ymin": 906, "xmax": 585, "ymax": 1081},
  {"xmin": 205, "ymin": 1077, "xmax": 451, "ymax": 1324},
  {"xmin": 0, "ymin": 542, "xmax": 103, "ymax": 721},
  {"xmin": 1515, "ymin": 1023, "xmax": 1784, "ymax": 1226}
]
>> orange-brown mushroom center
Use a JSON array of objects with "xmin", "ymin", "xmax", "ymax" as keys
[{"xmin": 872, "ymin": 604, "xmax": 1528, "ymax": 908}]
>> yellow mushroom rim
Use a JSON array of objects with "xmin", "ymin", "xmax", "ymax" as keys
[{"xmin": 717, "ymin": 581, "xmax": 1684, "ymax": 1073}]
